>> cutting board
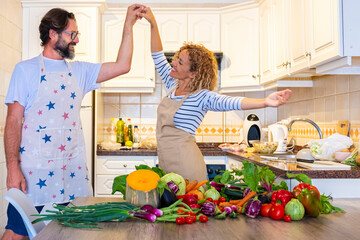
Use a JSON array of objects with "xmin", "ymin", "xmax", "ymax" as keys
[
  {"xmin": 336, "ymin": 120, "xmax": 350, "ymax": 136},
  {"xmin": 297, "ymin": 161, "xmax": 351, "ymax": 170}
]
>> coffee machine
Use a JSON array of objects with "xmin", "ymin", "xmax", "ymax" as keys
[{"xmin": 243, "ymin": 113, "xmax": 262, "ymax": 147}]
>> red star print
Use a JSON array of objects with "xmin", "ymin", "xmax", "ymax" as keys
[
  {"xmin": 61, "ymin": 165, "xmax": 67, "ymax": 170},
  {"xmin": 78, "ymin": 166, "xmax": 82, "ymax": 170},
  {"xmin": 62, "ymin": 112, "xmax": 69, "ymax": 120},
  {"xmin": 37, "ymin": 110, "xmax": 43, "ymax": 115},
  {"xmin": 58, "ymin": 144, "xmax": 66, "ymax": 152},
  {"xmin": 72, "ymin": 122, "xmax": 76, "ymax": 127},
  {"xmin": 62, "ymin": 177, "xmax": 64, "ymax": 181},
  {"xmin": 69, "ymin": 153, "xmax": 73, "ymax": 157},
  {"xmin": 52, "ymin": 195, "xmax": 56, "ymax": 198},
  {"xmin": 68, "ymin": 158, "xmax": 71, "ymax": 161},
  {"xmin": 29, "ymin": 171, "xmax": 32, "ymax": 175},
  {"xmin": 41, "ymin": 68, "xmax": 44, "ymax": 72},
  {"xmin": 24, "ymin": 125, "xmax": 28, "ymax": 130},
  {"xmin": 54, "ymin": 90, "xmax": 58, "ymax": 94},
  {"xmin": 48, "ymin": 160, "xmax": 54, "ymax": 164},
  {"xmin": 61, "ymin": 74, "xmax": 63, "ymax": 77}
]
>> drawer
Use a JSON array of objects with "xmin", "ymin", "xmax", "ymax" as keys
[
  {"xmin": 95, "ymin": 174, "xmax": 125, "ymax": 196},
  {"xmin": 96, "ymin": 156, "xmax": 156, "ymax": 175}
]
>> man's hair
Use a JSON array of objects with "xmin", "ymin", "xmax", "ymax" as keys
[{"xmin": 39, "ymin": 8, "xmax": 76, "ymax": 46}]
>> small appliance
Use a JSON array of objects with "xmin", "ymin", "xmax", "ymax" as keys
[
  {"xmin": 268, "ymin": 124, "xmax": 288, "ymax": 153},
  {"xmin": 243, "ymin": 113, "xmax": 262, "ymax": 147}
]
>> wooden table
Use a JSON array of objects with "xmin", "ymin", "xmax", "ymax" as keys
[{"xmin": 34, "ymin": 197, "xmax": 360, "ymax": 240}]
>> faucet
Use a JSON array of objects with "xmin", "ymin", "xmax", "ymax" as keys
[{"xmin": 288, "ymin": 118, "xmax": 323, "ymax": 139}]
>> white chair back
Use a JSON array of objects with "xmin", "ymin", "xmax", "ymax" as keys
[{"xmin": 4, "ymin": 188, "xmax": 46, "ymax": 240}]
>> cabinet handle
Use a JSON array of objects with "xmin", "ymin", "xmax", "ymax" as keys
[
  {"xmin": 252, "ymin": 75, "xmax": 256, "ymax": 78},
  {"xmin": 123, "ymin": 164, "xmax": 127, "ymax": 168},
  {"xmin": 150, "ymin": 78, "xmax": 154, "ymax": 81},
  {"xmin": 286, "ymin": 61, "xmax": 291, "ymax": 67},
  {"xmin": 282, "ymin": 62, "xmax": 286, "ymax": 67}
]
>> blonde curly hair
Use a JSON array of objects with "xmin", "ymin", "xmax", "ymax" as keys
[{"xmin": 173, "ymin": 43, "xmax": 218, "ymax": 92}]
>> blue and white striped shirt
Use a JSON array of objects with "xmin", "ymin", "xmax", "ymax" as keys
[{"xmin": 152, "ymin": 51, "xmax": 244, "ymax": 135}]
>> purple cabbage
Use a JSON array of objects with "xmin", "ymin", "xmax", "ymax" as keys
[
  {"xmin": 201, "ymin": 202, "xmax": 217, "ymax": 216},
  {"xmin": 244, "ymin": 198, "xmax": 262, "ymax": 218},
  {"xmin": 167, "ymin": 181, "xmax": 179, "ymax": 194}
]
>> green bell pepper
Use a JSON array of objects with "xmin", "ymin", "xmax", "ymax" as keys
[{"xmin": 297, "ymin": 188, "xmax": 322, "ymax": 217}]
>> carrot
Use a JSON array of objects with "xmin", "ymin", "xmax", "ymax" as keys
[
  {"xmin": 219, "ymin": 202, "xmax": 233, "ymax": 208},
  {"xmin": 235, "ymin": 190, "xmax": 257, "ymax": 208},
  {"xmin": 192, "ymin": 180, "xmax": 208, "ymax": 191},
  {"xmin": 185, "ymin": 179, "xmax": 190, "ymax": 187},
  {"xmin": 185, "ymin": 180, "xmax": 198, "ymax": 193}
]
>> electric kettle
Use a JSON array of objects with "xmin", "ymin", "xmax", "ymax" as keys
[{"xmin": 268, "ymin": 124, "xmax": 288, "ymax": 153}]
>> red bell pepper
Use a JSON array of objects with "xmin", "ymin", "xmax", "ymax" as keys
[
  {"xmin": 293, "ymin": 183, "xmax": 320, "ymax": 199},
  {"xmin": 297, "ymin": 188, "xmax": 322, "ymax": 217},
  {"xmin": 271, "ymin": 190, "xmax": 294, "ymax": 207},
  {"xmin": 177, "ymin": 194, "xmax": 198, "ymax": 205}
]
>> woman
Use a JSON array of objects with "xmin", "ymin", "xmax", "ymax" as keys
[{"xmin": 140, "ymin": 8, "xmax": 291, "ymax": 181}]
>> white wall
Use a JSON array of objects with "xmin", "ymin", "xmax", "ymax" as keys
[{"xmin": 0, "ymin": 0, "xmax": 22, "ymax": 237}]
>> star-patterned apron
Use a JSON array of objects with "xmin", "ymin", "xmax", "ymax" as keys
[
  {"xmin": 19, "ymin": 54, "xmax": 92, "ymax": 205},
  {"xmin": 156, "ymin": 88, "xmax": 208, "ymax": 182}
]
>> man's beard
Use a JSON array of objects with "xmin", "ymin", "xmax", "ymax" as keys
[{"xmin": 54, "ymin": 36, "xmax": 75, "ymax": 60}]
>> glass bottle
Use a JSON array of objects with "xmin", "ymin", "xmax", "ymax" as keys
[
  {"xmin": 109, "ymin": 118, "xmax": 117, "ymax": 143},
  {"xmin": 133, "ymin": 125, "xmax": 140, "ymax": 148},
  {"xmin": 116, "ymin": 118, "xmax": 125, "ymax": 145}
]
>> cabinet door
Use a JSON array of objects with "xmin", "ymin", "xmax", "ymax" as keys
[
  {"xmin": 22, "ymin": 7, "xmax": 99, "ymax": 62},
  {"xmin": 188, "ymin": 13, "xmax": 220, "ymax": 52},
  {"xmin": 221, "ymin": 7, "xmax": 259, "ymax": 89},
  {"xmin": 288, "ymin": 0, "xmax": 310, "ymax": 74},
  {"xmin": 101, "ymin": 12, "xmax": 155, "ymax": 92},
  {"xmin": 272, "ymin": 0, "xmax": 289, "ymax": 79},
  {"xmin": 308, "ymin": 0, "xmax": 340, "ymax": 67},
  {"xmin": 155, "ymin": 12, "xmax": 187, "ymax": 52},
  {"xmin": 259, "ymin": 0, "xmax": 273, "ymax": 84}
]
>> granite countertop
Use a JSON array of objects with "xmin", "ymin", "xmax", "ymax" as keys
[
  {"xmin": 97, "ymin": 143, "xmax": 360, "ymax": 178},
  {"xmin": 97, "ymin": 143, "xmax": 227, "ymax": 156}
]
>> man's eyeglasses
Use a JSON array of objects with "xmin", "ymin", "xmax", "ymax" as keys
[{"xmin": 62, "ymin": 31, "xmax": 80, "ymax": 40}]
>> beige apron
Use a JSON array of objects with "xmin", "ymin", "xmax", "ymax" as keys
[{"xmin": 156, "ymin": 88, "xmax": 208, "ymax": 182}]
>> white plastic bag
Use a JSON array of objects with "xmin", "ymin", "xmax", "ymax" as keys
[{"xmin": 308, "ymin": 133, "xmax": 353, "ymax": 160}]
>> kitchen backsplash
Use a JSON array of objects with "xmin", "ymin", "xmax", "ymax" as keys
[
  {"xmin": 98, "ymin": 74, "xmax": 360, "ymax": 148},
  {"xmin": 97, "ymin": 71, "xmax": 277, "ymax": 144}
]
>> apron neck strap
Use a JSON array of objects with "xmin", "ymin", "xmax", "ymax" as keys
[{"xmin": 38, "ymin": 53, "xmax": 73, "ymax": 74}]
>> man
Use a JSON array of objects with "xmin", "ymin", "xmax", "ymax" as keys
[{"xmin": 2, "ymin": 4, "xmax": 145, "ymax": 240}]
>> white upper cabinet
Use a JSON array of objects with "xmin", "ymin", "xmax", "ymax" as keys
[
  {"xmin": 188, "ymin": 13, "xmax": 220, "ymax": 52},
  {"xmin": 101, "ymin": 11, "xmax": 155, "ymax": 92},
  {"xmin": 259, "ymin": 0, "xmax": 273, "ymax": 84},
  {"xmin": 22, "ymin": 6, "xmax": 100, "ymax": 63},
  {"xmin": 308, "ymin": 0, "xmax": 340, "ymax": 67},
  {"xmin": 220, "ymin": 5, "xmax": 260, "ymax": 92},
  {"xmin": 155, "ymin": 11, "xmax": 220, "ymax": 52},
  {"xmin": 155, "ymin": 12, "xmax": 187, "ymax": 52}
]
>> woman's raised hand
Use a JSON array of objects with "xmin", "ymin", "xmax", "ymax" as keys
[{"xmin": 265, "ymin": 89, "xmax": 292, "ymax": 107}]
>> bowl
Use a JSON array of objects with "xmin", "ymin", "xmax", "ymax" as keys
[
  {"xmin": 334, "ymin": 151, "xmax": 352, "ymax": 162},
  {"xmin": 251, "ymin": 141, "xmax": 278, "ymax": 154}
]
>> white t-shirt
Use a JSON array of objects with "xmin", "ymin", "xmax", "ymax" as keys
[{"xmin": 5, "ymin": 55, "xmax": 102, "ymax": 113}]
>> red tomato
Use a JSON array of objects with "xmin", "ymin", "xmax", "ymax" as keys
[
  {"xmin": 218, "ymin": 197, "xmax": 226, "ymax": 202},
  {"xmin": 269, "ymin": 203, "xmax": 285, "ymax": 220},
  {"xmin": 177, "ymin": 209, "xmax": 185, "ymax": 215},
  {"xmin": 176, "ymin": 217, "xmax": 185, "ymax": 225},
  {"xmin": 261, "ymin": 203, "xmax": 273, "ymax": 217},
  {"xmin": 213, "ymin": 200, "xmax": 220, "ymax": 205},
  {"xmin": 206, "ymin": 198, "xmax": 213, "ymax": 202},
  {"xmin": 199, "ymin": 215, "xmax": 208, "ymax": 223},
  {"xmin": 187, "ymin": 212, "xmax": 197, "ymax": 221},
  {"xmin": 185, "ymin": 216, "xmax": 194, "ymax": 224},
  {"xmin": 283, "ymin": 215, "xmax": 291, "ymax": 222}
]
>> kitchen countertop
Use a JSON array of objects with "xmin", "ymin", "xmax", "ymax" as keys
[
  {"xmin": 33, "ymin": 197, "xmax": 360, "ymax": 240},
  {"xmin": 97, "ymin": 144, "xmax": 360, "ymax": 179}
]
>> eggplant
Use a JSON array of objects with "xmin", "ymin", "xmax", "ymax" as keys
[
  {"xmin": 160, "ymin": 188, "xmax": 178, "ymax": 208},
  {"xmin": 257, "ymin": 193, "xmax": 272, "ymax": 204}
]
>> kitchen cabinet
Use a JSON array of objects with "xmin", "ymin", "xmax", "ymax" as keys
[
  {"xmin": 259, "ymin": 0, "xmax": 273, "ymax": 84},
  {"xmin": 100, "ymin": 10, "xmax": 155, "ymax": 93},
  {"xmin": 95, "ymin": 155, "xmax": 157, "ymax": 197},
  {"xmin": 155, "ymin": 11, "xmax": 220, "ymax": 52},
  {"xmin": 220, "ymin": 4, "xmax": 260, "ymax": 92}
]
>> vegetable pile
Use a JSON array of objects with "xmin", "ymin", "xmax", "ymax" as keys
[{"xmin": 33, "ymin": 161, "xmax": 345, "ymax": 228}]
